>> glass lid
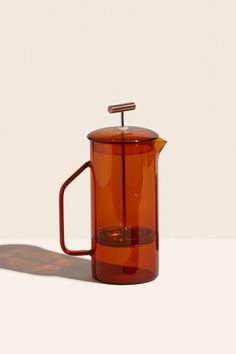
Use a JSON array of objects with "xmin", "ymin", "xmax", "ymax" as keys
[
  {"xmin": 87, "ymin": 103, "xmax": 159, "ymax": 144},
  {"xmin": 87, "ymin": 126, "xmax": 159, "ymax": 143}
]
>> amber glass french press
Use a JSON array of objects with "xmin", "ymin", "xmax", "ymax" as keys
[{"xmin": 59, "ymin": 102, "xmax": 166, "ymax": 284}]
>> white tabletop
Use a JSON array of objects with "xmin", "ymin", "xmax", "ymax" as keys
[{"xmin": 0, "ymin": 239, "xmax": 235, "ymax": 354}]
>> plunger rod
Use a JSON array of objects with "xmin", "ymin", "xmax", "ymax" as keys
[
  {"xmin": 121, "ymin": 111, "xmax": 127, "ymax": 228},
  {"xmin": 107, "ymin": 103, "xmax": 136, "ymax": 230}
]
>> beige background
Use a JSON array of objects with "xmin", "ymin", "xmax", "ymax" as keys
[{"xmin": 0, "ymin": 0, "xmax": 235, "ymax": 239}]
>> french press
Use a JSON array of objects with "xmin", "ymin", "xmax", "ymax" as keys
[{"xmin": 59, "ymin": 103, "xmax": 166, "ymax": 284}]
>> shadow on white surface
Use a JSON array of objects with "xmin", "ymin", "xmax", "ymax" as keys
[{"xmin": 0, "ymin": 244, "xmax": 98, "ymax": 283}]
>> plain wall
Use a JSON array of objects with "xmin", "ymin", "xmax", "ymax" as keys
[{"xmin": 0, "ymin": 0, "xmax": 235, "ymax": 239}]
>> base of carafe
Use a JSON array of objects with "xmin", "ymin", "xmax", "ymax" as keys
[
  {"xmin": 93, "ymin": 228, "xmax": 158, "ymax": 284},
  {"xmin": 92, "ymin": 263, "xmax": 158, "ymax": 285}
]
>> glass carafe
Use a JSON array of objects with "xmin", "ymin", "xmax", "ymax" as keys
[{"xmin": 59, "ymin": 103, "xmax": 166, "ymax": 284}]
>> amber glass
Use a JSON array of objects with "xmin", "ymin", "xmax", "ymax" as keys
[
  {"xmin": 89, "ymin": 136, "xmax": 166, "ymax": 284},
  {"xmin": 59, "ymin": 126, "xmax": 166, "ymax": 285}
]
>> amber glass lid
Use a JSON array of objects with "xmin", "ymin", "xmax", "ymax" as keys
[
  {"xmin": 87, "ymin": 102, "xmax": 159, "ymax": 143},
  {"xmin": 87, "ymin": 126, "xmax": 159, "ymax": 144}
]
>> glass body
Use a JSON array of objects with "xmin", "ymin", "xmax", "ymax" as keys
[
  {"xmin": 59, "ymin": 126, "xmax": 166, "ymax": 285},
  {"xmin": 90, "ymin": 140, "xmax": 161, "ymax": 284}
]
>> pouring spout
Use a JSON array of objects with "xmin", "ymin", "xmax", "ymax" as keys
[{"xmin": 155, "ymin": 138, "xmax": 167, "ymax": 154}]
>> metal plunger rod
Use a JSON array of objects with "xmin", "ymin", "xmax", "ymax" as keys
[
  {"xmin": 121, "ymin": 111, "xmax": 124, "ymax": 127},
  {"xmin": 121, "ymin": 111, "xmax": 126, "ymax": 228},
  {"xmin": 107, "ymin": 102, "xmax": 136, "ymax": 229}
]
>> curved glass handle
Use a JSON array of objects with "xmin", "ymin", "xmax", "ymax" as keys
[{"xmin": 59, "ymin": 161, "xmax": 91, "ymax": 256}]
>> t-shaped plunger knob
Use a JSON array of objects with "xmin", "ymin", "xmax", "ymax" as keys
[{"xmin": 107, "ymin": 102, "xmax": 136, "ymax": 127}]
